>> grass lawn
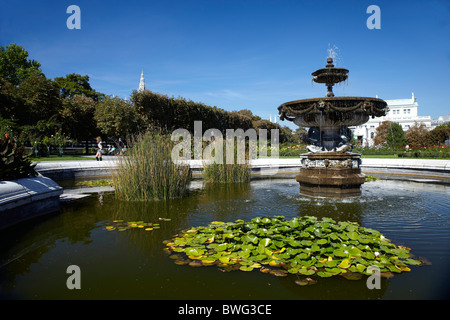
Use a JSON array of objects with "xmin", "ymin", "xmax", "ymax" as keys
[{"xmin": 31, "ymin": 155, "xmax": 94, "ymax": 162}]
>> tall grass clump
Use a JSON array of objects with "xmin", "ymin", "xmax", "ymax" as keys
[
  {"xmin": 203, "ymin": 161, "xmax": 251, "ymax": 183},
  {"xmin": 112, "ymin": 131, "xmax": 191, "ymax": 201},
  {"xmin": 202, "ymin": 140, "xmax": 251, "ymax": 183}
]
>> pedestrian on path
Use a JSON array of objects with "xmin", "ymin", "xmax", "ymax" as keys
[{"xmin": 96, "ymin": 136, "xmax": 103, "ymax": 161}]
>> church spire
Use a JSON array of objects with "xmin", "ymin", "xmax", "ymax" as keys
[{"xmin": 138, "ymin": 70, "xmax": 145, "ymax": 92}]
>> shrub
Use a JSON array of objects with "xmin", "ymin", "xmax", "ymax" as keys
[{"xmin": 0, "ymin": 137, "xmax": 37, "ymax": 181}]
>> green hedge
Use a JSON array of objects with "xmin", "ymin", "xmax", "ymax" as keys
[{"xmin": 131, "ymin": 90, "xmax": 253, "ymax": 134}]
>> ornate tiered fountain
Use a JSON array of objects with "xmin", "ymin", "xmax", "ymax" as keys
[{"xmin": 278, "ymin": 57, "xmax": 388, "ymax": 197}]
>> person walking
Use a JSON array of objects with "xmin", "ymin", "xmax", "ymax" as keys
[{"xmin": 96, "ymin": 136, "xmax": 103, "ymax": 161}]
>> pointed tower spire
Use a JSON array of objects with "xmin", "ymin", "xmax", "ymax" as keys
[{"xmin": 138, "ymin": 70, "xmax": 146, "ymax": 92}]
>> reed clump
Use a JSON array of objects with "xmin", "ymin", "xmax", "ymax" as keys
[
  {"xmin": 112, "ymin": 131, "xmax": 191, "ymax": 201},
  {"xmin": 202, "ymin": 141, "xmax": 251, "ymax": 183}
]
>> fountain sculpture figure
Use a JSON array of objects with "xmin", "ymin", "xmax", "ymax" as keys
[{"xmin": 278, "ymin": 57, "xmax": 388, "ymax": 197}]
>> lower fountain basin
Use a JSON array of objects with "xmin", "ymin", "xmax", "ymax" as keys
[{"xmin": 297, "ymin": 152, "xmax": 365, "ymax": 198}]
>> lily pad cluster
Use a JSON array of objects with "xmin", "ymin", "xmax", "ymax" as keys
[
  {"xmin": 164, "ymin": 216, "xmax": 426, "ymax": 284},
  {"xmin": 105, "ymin": 218, "xmax": 171, "ymax": 232}
]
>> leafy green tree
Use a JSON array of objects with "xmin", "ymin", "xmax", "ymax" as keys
[
  {"xmin": 14, "ymin": 70, "xmax": 62, "ymax": 125},
  {"xmin": 373, "ymin": 121, "xmax": 406, "ymax": 150},
  {"xmin": 95, "ymin": 96, "xmax": 143, "ymax": 144},
  {"xmin": 60, "ymin": 94, "xmax": 100, "ymax": 152},
  {"xmin": 0, "ymin": 77, "xmax": 23, "ymax": 120},
  {"xmin": 0, "ymin": 44, "xmax": 42, "ymax": 86},
  {"xmin": 54, "ymin": 73, "xmax": 104, "ymax": 101},
  {"xmin": 237, "ymin": 109, "xmax": 261, "ymax": 121},
  {"xmin": 427, "ymin": 123, "xmax": 450, "ymax": 145}
]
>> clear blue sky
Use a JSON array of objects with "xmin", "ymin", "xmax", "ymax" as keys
[{"xmin": 1, "ymin": 0, "xmax": 449, "ymax": 128}]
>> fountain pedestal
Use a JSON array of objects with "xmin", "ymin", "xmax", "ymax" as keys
[{"xmin": 296, "ymin": 152, "xmax": 365, "ymax": 198}]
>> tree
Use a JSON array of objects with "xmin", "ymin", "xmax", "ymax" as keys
[
  {"xmin": 0, "ymin": 44, "xmax": 42, "ymax": 86},
  {"xmin": 95, "ymin": 96, "xmax": 143, "ymax": 144},
  {"xmin": 406, "ymin": 122, "xmax": 428, "ymax": 147},
  {"xmin": 237, "ymin": 109, "xmax": 261, "ymax": 121},
  {"xmin": 0, "ymin": 77, "xmax": 23, "ymax": 120},
  {"xmin": 295, "ymin": 127, "xmax": 308, "ymax": 144},
  {"xmin": 427, "ymin": 123, "xmax": 450, "ymax": 145},
  {"xmin": 60, "ymin": 94, "xmax": 100, "ymax": 152},
  {"xmin": 54, "ymin": 73, "xmax": 104, "ymax": 101},
  {"xmin": 373, "ymin": 121, "xmax": 406, "ymax": 149},
  {"xmin": 14, "ymin": 70, "xmax": 62, "ymax": 125}
]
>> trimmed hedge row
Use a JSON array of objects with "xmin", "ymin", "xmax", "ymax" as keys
[{"xmin": 131, "ymin": 90, "xmax": 253, "ymax": 133}]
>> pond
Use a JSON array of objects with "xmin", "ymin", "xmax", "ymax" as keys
[{"xmin": 0, "ymin": 178, "xmax": 449, "ymax": 300}]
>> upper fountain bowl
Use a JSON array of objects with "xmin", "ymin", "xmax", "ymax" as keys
[
  {"xmin": 278, "ymin": 96, "xmax": 388, "ymax": 128},
  {"xmin": 312, "ymin": 58, "xmax": 349, "ymax": 85}
]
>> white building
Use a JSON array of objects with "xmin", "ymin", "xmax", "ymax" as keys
[{"xmin": 351, "ymin": 92, "xmax": 433, "ymax": 147}]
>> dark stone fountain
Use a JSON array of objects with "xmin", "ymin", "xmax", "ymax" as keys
[{"xmin": 278, "ymin": 57, "xmax": 388, "ymax": 197}]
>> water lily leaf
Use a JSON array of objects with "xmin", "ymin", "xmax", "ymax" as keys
[
  {"xmin": 325, "ymin": 260, "xmax": 338, "ymax": 268},
  {"xmin": 404, "ymin": 258, "xmax": 422, "ymax": 266},
  {"xmin": 298, "ymin": 268, "xmax": 315, "ymax": 275},
  {"xmin": 240, "ymin": 266, "xmax": 254, "ymax": 272},
  {"xmin": 219, "ymin": 256, "xmax": 230, "ymax": 264},
  {"xmin": 288, "ymin": 267, "xmax": 299, "ymax": 274},
  {"xmin": 341, "ymin": 272, "xmax": 362, "ymax": 280},
  {"xmin": 202, "ymin": 259, "xmax": 216, "ymax": 266},
  {"xmin": 363, "ymin": 251, "xmax": 375, "ymax": 260},
  {"xmin": 395, "ymin": 264, "xmax": 411, "ymax": 272},
  {"xmin": 325, "ymin": 268, "xmax": 342, "ymax": 275},
  {"xmin": 259, "ymin": 238, "xmax": 271, "ymax": 248},
  {"xmin": 316, "ymin": 239, "xmax": 327, "ymax": 245},
  {"xmin": 174, "ymin": 259, "xmax": 189, "ymax": 265},
  {"xmin": 261, "ymin": 217, "xmax": 271, "ymax": 224},
  {"xmin": 185, "ymin": 247, "xmax": 204, "ymax": 256},
  {"xmin": 295, "ymin": 279, "xmax": 309, "ymax": 286},
  {"xmin": 289, "ymin": 220, "xmax": 299, "ymax": 228},
  {"xmin": 270, "ymin": 269, "xmax": 288, "ymax": 277},
  {"xmin": 269, "ymin": 260, "xmax": 281, "ymax": 267},
  {"xmin": 189, "ymin": 260, "xmax": 203, "ymax": 267},
  {"xmin": 334, "ymin": 248, "xmax": 348, "ymax": 257},
  {"xmin": 347, "ymin": 231, "xmax": 359, "ymax": 241},
  {"xmin": 243, "ymin": 235, "xmax": 259, "ymax": 244},
  {"xmin": 317, "ymin": 271, "xmax": 333, "ymax": 278},
  {"xmin": 215, "ymin": 243, "xmax": 228, "ymax": 252},
  {"xmin": 260, "ymin": 267, "xmax": 271, "ymax": 273},
  {"xmin": 106, "ymin": 226, "xmax": 116, "ymax": 231},
  {"xmin": 380, "ymin": 271, "xmax": 395, "ymax": 278},
  {"xmin": 289, "ymin": 240, "xmax": 302, "ymax": 247}
]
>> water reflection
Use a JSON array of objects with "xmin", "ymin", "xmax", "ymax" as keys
[{"xmin": 0, "ymin": 178, "xmax": 449, "ymax": 299}]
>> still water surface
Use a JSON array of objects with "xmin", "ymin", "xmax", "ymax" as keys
[{"xmin": 0, "ymin": 179, "xmax": 449, "ymax": 299}]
